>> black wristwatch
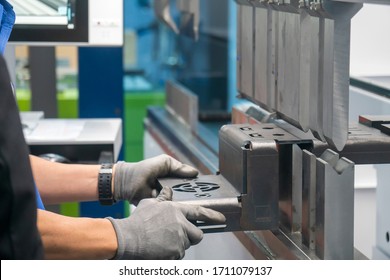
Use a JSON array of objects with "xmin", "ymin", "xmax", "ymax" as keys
[{"xmin": 98, "ymin": 163, "xmax": 115, "ymax": 205}]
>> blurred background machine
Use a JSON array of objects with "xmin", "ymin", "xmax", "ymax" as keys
[{"xmin": 146, "ymin": 0, "xmax": 390, "ymax": 260}]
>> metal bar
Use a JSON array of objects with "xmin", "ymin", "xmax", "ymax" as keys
[
  {"xmin": 292, "ymin": 144, "xmax": 303, "ymax": 233},
  {"xmin": 166, "ymin": 80, "xmax": 199, "ymax": 130},
  {"xmin": 269, "ymin": 7, "xmax": 278, "ymax": 110},
  {"xmin": 319, "ymin": 14, "xmax": 335, "ymax": 146},
  {"xmin": 146, "ymin": 107, "xmax": 218, "ymax": 174},
  {"xmin": 278, "ymin": 145, "xmax": 294, "ymax": 231},
  {"xmin": 373, "ymin": 164, "xmax": 390, "ymax": 259},
  {"xmin": 298, "ymin": 9, "xmax": 311, "ymax": 132},
  {"xmin": 241, "ymin": 5, "xmax": 254, "ymax": 99},
  {"xmin": 236, "ymin": 4, "xmax": 242, "ymax": 95},
  {"xmin": 308, "ymin": 11, "xmax": 325, "ymax": 141},
  {"xmin": 315, "ymin": 150, "xmax": 355, "ymax": 259},
  {"xmin": 320, "ymin": 2, "xmax": 362, "ymax": 151},
  {"xmin": 359, "ymin": 115, "xmax": 390, "ymax": 131},
  {"xmin": 277, "ymin": 9, "xmax": 302, "ymax": 129},
  {"xmin": 302, "ymin": 149, "xmax": 317, "ymax": 250},
  {"xmin": 254, "ymin": 5, "xmax": 269, "ymax": 108}
]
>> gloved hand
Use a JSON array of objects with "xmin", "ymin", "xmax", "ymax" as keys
[
  {"xmin": 113, "ymin": 154, "xmax": 198, "ymax": 205},
  {"xmin": 107, "ymin": 186, "xmax": 226, "ymax": 260}
]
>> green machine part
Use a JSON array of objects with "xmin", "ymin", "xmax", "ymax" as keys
[
  {"xmin": 123, "ymin": 91, "xmax": 165, "ymax": 216},
  {"xmin": 124, "ymin": 91, "xmax": 165, "ymax": 162}
]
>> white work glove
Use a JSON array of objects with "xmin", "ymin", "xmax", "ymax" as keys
[
  {"xmin": 113, "ymin": 154, "xmax": 198, "ymax": 205},
  {"xmin": 107, "ymin": 186, "xmax": 226, "ymax": 260}
]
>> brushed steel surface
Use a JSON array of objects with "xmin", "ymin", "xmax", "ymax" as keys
[
  {"xmin": 219, "ymin": 124, "xmax": 282, "ymax": 230},
  {"xmin": 302, "ymin": 150, "xmax": 317, "ymax": 250},
  {"xmin": 166, "ymin": 80, "xmax": 199, "ymax": 130},
  {"xmin": 315, "ymin": 150, "xmax": 355, "ymax": 259},
  {"xmin": 307, "ymin": 11, "xmax": 326, "ymax": 141},
  {"xmin": 254, "ymin": 6, "xmax": 269, "ymax": 108},
  {"xmin": 373, "ymin": 164, "xmax": 390, "ymax": 259},
  {"xmin": 277, "ymin": 10, "xmax": 302, "ymax": 129},
  {"xmin": 292, "ymin": 144, "xmax": 303, "ymax": 233},
  {"xmin": 235, "ymin": 1, "xmax": 362, "ymax": 150},
  {"xmin": 319, "ymin": 2, "xmax": 362, "ymax": 150},
  {"xmin": 269, "ymin": 8, "xmax": 279, "ymax": 110},
  {"xmin": 298, "ymin": 9, "xmax": 311, "ymax": 133},
  {"xmin": 241, "ymin": 5, "xmax": 254, "ymax": 98},
  {"xmin": 236, "ymin": 4, "xmax": 242, "ymax": 94}
]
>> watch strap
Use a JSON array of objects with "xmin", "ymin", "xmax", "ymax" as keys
[{"xmin": 98, "ymin": 163, "xmax": 115, "ymax": 205}]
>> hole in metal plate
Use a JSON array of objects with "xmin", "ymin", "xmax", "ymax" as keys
[
  {"xmin": 195, "ymin": 193, "xmax": 211, "ymax": 198},
  {"xmin": 172, "ymin": 182, "xmax": 220, "ymax": 198},
  {"xmin": 240, "ymin": 127, "xmax": 253, "ymax": 131},
  {"xmin": 249, "ymin": 133, "xmax": 263, "ymax": 138}
]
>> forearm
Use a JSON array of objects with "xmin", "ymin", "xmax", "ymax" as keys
[
  {"xmin": 30, "ymin": 155, "xmax": 115, "ymax": 204},
  {"xmin": 37, "ymin": 209, "xmax": 117, "ymax": 260}
]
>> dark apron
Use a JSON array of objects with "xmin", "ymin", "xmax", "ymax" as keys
[{"xmin": 0, "ymin": 55, "xmax": 44, "ymax": 259}]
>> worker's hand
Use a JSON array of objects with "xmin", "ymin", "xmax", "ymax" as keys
[
  {"xmin": 113, "ymin": 154, "xmax": 198, "ymax": 205},
  {"xmin": 106, "ymin": 187, "xmax": 225, "ymax": 260}
]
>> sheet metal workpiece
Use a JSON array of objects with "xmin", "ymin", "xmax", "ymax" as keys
[
  {"xmin": 158, "ymin": 175, "xmax": 242, "ymax": 232},
  {"xmin": 219, "ymin": 123, "xmax": 295, "ymax": 231}
]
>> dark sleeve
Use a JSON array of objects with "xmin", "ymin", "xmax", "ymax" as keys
[{"xmin": 0, "ymin": 55, "xmax": 44, "ymax": 260}]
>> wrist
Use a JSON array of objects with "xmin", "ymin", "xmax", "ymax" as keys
[
  {"xmin": 101, "ymin": 218, "xmax": 119, "ymax": 260},
  {"xmin": 112, "ymin": 161, "xmax": 130, "ymax": 202},
  {"xmin": 106, "ymin": 217, "xmax": 127, "ymax": 260}
]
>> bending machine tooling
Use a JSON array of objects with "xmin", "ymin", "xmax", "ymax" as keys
[{"xmin": 150, "ymin": 0, "xmax": 390, "ymax": 259}]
